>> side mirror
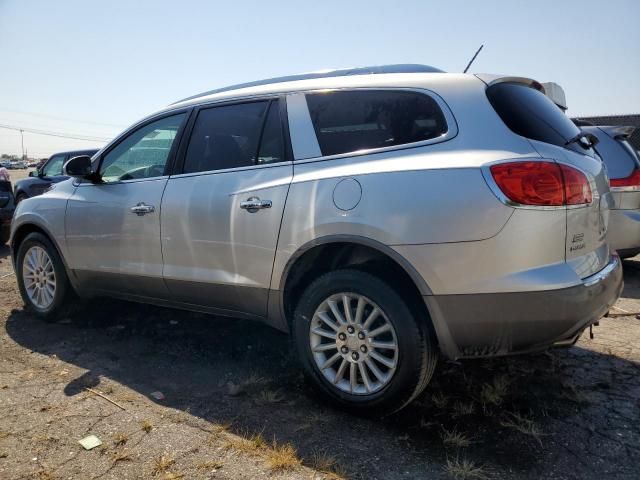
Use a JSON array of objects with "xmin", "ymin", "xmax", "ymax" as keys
[
  {"xmin": 63, "ymin": 155, "xmax": 93, "ymax": 178},
  {"xmin": 28, "ymin": 171, "xmax": 36, "ymax": 177}
]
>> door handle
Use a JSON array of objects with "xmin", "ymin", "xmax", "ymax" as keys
[
  {"xmin": 240, "ymin": 196, "xmax": 272, "ymax": 213},
  {"xmin": 130, "ymin": 202, "xmax": 155, "ymax": 216}
]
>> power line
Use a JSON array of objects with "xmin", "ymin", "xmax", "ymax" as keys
[
  {"xmin": 0, "ymin": 123, "xmax": 111, "ymax": 142},
  {"xmin": 0, "ymin": 108, "xmax": 127, "ymax": 128}
]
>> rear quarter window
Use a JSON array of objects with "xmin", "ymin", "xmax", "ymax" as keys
[
  {"xmin": 487, "ymin": 82, "xmax": 591, "ymax": 156},
  {"xmin": 305, "ymin": 90, "xmax": 448, "ymax": 157}
]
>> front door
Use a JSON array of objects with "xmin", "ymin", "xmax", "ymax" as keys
[
  {"xmin": 161, "ymin": 99, "xmax": 292, "ymax": 318},
  {"xmin": 65, "ymin": 112, "xmax": 187, "ymax": 298}
]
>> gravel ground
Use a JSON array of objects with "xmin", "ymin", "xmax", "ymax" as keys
[{"xmin": 0, "ymin": 243, "xmax": 639, "ymax": 479}]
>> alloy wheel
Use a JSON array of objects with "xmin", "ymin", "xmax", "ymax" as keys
[{"xmin": 309, "ymin": 293, "xmax": 399, "ymax": 395}]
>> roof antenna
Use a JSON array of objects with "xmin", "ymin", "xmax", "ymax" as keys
[{"xmin": 463, "ymin": 44, "xmax": 484, "ymax": 73}]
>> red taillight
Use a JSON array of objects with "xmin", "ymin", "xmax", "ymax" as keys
[
  {"xmin": 610, "ymin": 169, "xmax": 640, "ymax": 190},
  {"xmin": 490, "ymin": 161, "xmax": 592, "ymax": 206}
]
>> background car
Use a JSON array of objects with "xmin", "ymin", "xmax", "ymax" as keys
[
  {"xmin": 0, "ymin": 180, "xmax": 15, "ymax": 244},
  {"xmin": 13, "ymin": 149, "xmax": 99, "ymax": 203},
  {"xmin": 574, "ymin": 121, "xmax": 640, "ymax": 258}
]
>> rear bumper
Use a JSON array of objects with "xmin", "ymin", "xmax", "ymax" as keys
[
  {"xmin": 608, "ymin": 209, "xmax": 640, "ymax": 254},
  {"xmin": 425, "ymin": 255, "xmax": 623, "ymax": 359}
]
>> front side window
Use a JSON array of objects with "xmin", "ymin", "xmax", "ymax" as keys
[
  {"xmin": 183, "ymin": 100, "xmax": 284, "ymax": 174},
  {"xmin": 43, "ymin": 154, "xmax": 66, "ymax": 176},
  {"xmin": 99, "ymin": 113, "xmax": 186, "ymax": 182},
  {"xmin": 305, "ymin": 90, "xmax": 448, "ymax": 157}
]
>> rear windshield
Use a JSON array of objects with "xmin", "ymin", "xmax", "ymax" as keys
[
  {"xmin": 305, "ymin": 90, "xmax": 448, "ymax": 157},
  {"xmin": 487, "ymin": 82, "xmax": 592, "ymax": 156}
]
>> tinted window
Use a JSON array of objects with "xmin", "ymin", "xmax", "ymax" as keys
[
  {"xmin": 487, "ymin": 83, "xmax": 590, "ymax": 155},
  {"xmin": 184, "ymin": 100, "xmax": 284, "ymax": 173},
  {"xmin": 256, "ymin": 102, "xmax": 285, "ymax": 165},
  {"xmin": 305, "ymin": 90, "xmax": 447, "ymax": 157},
  {"xmin": 43, "ymin": 154, "xmax": 66, "ymax": 176},
  {"xmin": 100, "ymin": 114, "xmax": 185, "ymax": 182}
]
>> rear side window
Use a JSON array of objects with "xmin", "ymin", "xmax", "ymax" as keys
[
  {"xmin": 305, "ymin": 90, "xmax": 448, "ymax": 157},
  {"xmin": 183, "ymin": 100, "xmax": 284, "ymax": 173},
  {"xmin": 487, "ymin": 83, "xmax": 589, "ymax": 155}
]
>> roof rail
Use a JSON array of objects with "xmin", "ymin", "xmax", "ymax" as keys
[{"xmin": 171, "ymin": 64, "xmax": 444, "ymax": 105}]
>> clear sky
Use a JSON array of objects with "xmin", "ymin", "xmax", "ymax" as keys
[{"xmin": 1, "ymin": 0, "xmax": 639, "ymax": 157}]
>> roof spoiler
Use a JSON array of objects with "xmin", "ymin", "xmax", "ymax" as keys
[
  {"xmin": 474, "ymin": 74, "xmax": 544, "ymax": 92},
  {"xmin": 599, "ymin": 125, "xmax": 636, "ymax": 140}
]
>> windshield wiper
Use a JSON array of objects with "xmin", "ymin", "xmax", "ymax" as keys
[{"xmin": 565, "ymin": 132, "xmax": 599, "ymax": 149}]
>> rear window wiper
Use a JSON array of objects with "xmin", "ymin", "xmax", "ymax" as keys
[{"xmin": 565, "ymin": 132, "xmax": 599, "ymax": 149}]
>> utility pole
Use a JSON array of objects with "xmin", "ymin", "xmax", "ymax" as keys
[{"xmin": 20, "ymin": 129, "xmax": 25, "ymax": 160}]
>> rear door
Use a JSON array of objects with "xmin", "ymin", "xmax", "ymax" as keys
[{"xmin": 161, "ymin": 98, "xmax": 292, "ymax": 318}]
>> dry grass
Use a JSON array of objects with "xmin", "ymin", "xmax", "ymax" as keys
[
  {"xmin": 479, "ymin": 375, "xmax": 509, "ymax": 408},
  {"xmin": 431, "ymin": 392, "xmax": 449, "ymax": 409},
  {"xmin": 265, "ymin": 441, "xmax": 301, "ymax": 472},
  {"xmin": 197, "ymin": 460, "xmax": 223, "ymax": 471},
  {"xmin": 151, "ymin": 455, "xmax": 175, "ymax": 476},
  {"xmin": 34, "ymin": 470, "xmax": 56, "ymax": 480},
  {"xmin": 224, "ymin": 432, "xmax": 266, "ymax": 453},
  {"xmin": 452, "ymin": 400, "xmax": 476, "ymax": 417},
  {"xmin": 111, "ymin": 450, "xmax": 131, "ymax": 463},
  {"xmin": 444, "ymin": 457, "xmax": 488, "ymax": 480},
  {"xmin": 309, "ymin": 451, "xmax": 348, "ymax": 479},
  {"xmin": 500, "ymin": 412, "xmax": 544, "ymax": 446},
  {"xmin": 256, "ymin": 389, "xmax": 284, "ymax": 405},
  {"xmin": 113, "ymin": 433, "xmax": 128, "ymax": 446},
  {"xmin": 141, "ymin": 420, "xmax": 154, "ymax": 433},
  {"xmin": 161, "ymin": 473, "xmax": 184, "ymax": 480},
  {"xmin": 441, "ymin": 428, "xmax": 472, "ymax": 448}
]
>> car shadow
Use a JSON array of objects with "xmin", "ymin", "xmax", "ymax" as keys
[
  {"xmin": 4, "ymin": 273, "xmax": 640, "ymax": 478},
  {"xmin": 0, "ymin": 243, "xmax": 11, "ymax": 261}
]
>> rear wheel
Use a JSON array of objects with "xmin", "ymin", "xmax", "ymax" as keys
[
  {"xmin": 292, "ymin": 269, "xmax": 438, "ymax": 416},
  {"xmin": 15, "ymin": 232, "xmax": 72, "ymax": 321}
]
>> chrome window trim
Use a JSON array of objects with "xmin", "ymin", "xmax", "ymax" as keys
[
  {"xmin": 480, "ymin": 158, "xmax": 598, "ymax": 211},
  {"xmin": 285, "ymin": 87, "xmax": 458, "ymax": 164},
  {"xmin": 167, "ymin": 160, "xmax": 292, "ymax": 180},
  {"xmin": 75, "ymin": 175, "xmax": 170, "ymax": 187}
]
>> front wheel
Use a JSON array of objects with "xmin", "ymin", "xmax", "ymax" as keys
[
  {"xmin": 15, "ymin": 232, "xmax": 72, "ymax": 320},
  {"xmin": 292, "ymin": 269, "xmax": 438, "ymax": 416}
]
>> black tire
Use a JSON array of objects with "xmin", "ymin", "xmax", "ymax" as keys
[
  {"xmin": 292, "ymin": 269, "xmax": 438, "ymax": 416},
  {"xmin": 15, "ymin": 232, "xmax": 72, "ymax": 321}
]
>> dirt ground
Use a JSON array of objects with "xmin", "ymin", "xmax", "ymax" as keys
[{"xmin": 0, "ymin": 243, "xmax": 639, "ymax": 480}]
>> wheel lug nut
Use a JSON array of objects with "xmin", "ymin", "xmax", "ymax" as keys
[
  {"xmin": 360, "ymin": 345, "xmax": 367, "ymax": 353},
  {"xmin": 351, "ymin": 352, "xmax": 359, "ymax": 361},
  {"xmin": 347, "ymin": 326, "xmax": 355, "ymax": 334},
  {"xmin": 357, "ymin": 332, "xmax": 365, "ymax": 340},
  {"xmin": 341, "ymin": 346, "xmax": 349, "ymax": 354},
  {"xmin": 338, "ymin": 332, "xmax": 346, "ymax": 341}
]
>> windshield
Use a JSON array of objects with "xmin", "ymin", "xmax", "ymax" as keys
[{"xmin": 487, "ymin": 82, "xmax": 594, "ymax": 156}]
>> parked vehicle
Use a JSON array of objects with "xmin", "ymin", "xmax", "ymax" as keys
[
  {"xmin": 8, "ymin": 161, "xmax": 27, "ymax": 169},
  {"xmin": 13, "ymin": 149, "xmax": 99, "ymax": 203},
  {"xmin": 0, "ymin": 180, "xmax": 15, "ymax": 244},
  {"xmin": 10, "ymin": 65, "xmax": 622, "ymax": 414},
  {"xmin": 573, "ymin": 121, "xmax": 640, "ymax": 259}
]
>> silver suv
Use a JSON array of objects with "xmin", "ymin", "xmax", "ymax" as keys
[{"xmin": 10, "ymin": 65, "xmax": 623, "ymax": 414}]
